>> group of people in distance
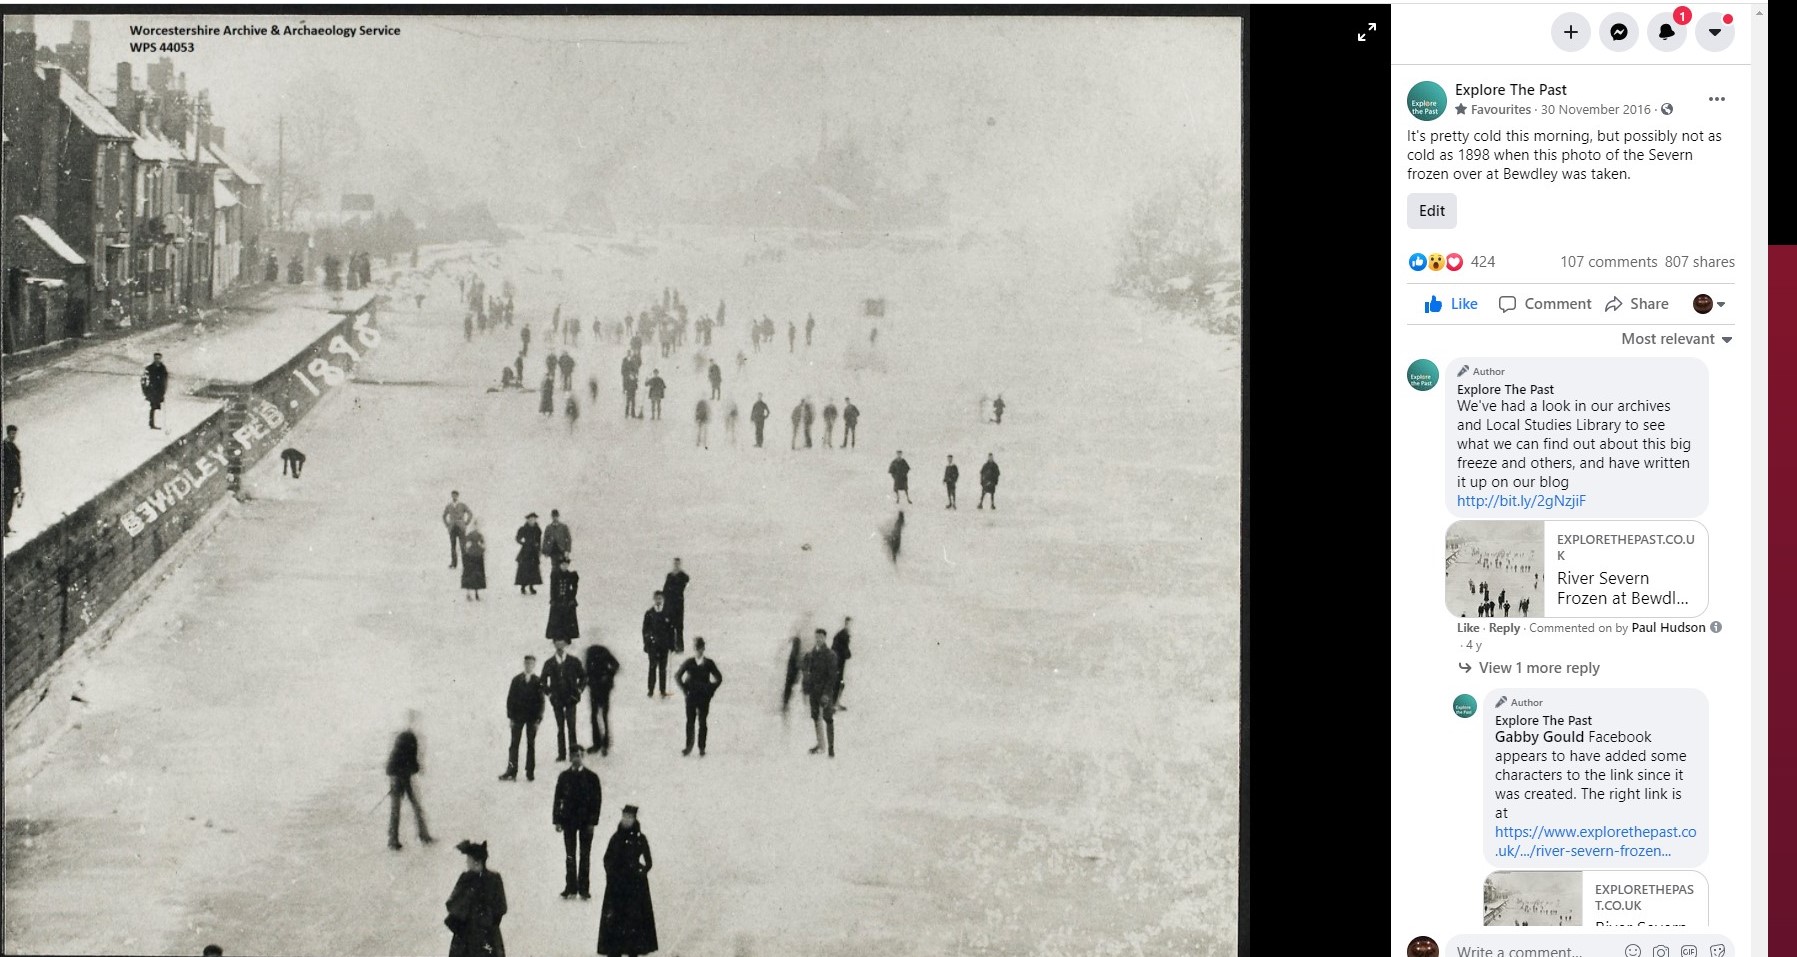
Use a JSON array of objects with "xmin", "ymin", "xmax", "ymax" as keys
[{"xmin": 890, "ymin": 451, "xmax": 1001, "ymax": 509}]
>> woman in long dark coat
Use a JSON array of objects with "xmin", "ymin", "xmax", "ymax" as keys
[
  {"xmin": 546, "ymin": 558, "xmax": 580, "ymax": 641},
  {"xmin": 514, "ymin": 515, "xmax": 543, "ymax": 595},
  {"xmin": 446, "ymin": 840, "xmax": 507, "ymax": 957},
  {"xmin": 597, "ymin": 807, "xmax": 657, "ymax": 956},
  {"xmin": 462, "ymin": 520, "xmax": 487, "ymax": 600},
  {"xmin": 540, "ymin": 373, "xmax": 556, "ymax": 416}
]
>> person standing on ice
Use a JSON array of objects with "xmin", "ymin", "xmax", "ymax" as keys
[
  {"xmin": 554, "ymin": 745, "xmax": 603, "ymax": 899},
  {"xmin": 787, "ymin": 320, "xmax": 797, "ymax": 353},
  {"xmin": 694, "ymin": 399, "xmax": 710, "ymax": 449},
  {"xmin": 888, "ymin": 451, "xmax": 912, "ymax": 504},
  {"xmin": 520, "ymin": 323, "xmax": 531, "ymax": 358},
  {"xmin": 461, "ymin": 519, "xmax": 488, "ymax": 600},
  {"xmin": 661, "ymin": 558, "xmax": 690, "ymax": 653},
  {"xmin": 750, "ymin": 394, "xmax": 769, "ymax": 448},
  {"xmin": 992, "ymin": 395, "xmax": 1006, "ymax": 424},
  {"xmin": 841, "ymin": 398, "xmax": 859, "ymax": 449},
  {"xmin": 802, "ymin": 629, "xmax": 838, "ymax": 757},
  {"xmin": 675, "ymin": 637, "xmax": 723, "ymax": 756},
  {"xmin": 978, "ymin": 453, "xmax": 1001, "ymax": 510},
  {"xmin": 645, "ymin": 370, "xmax": 666, "ymax": 420},
  {"xmin": 500, "ymin": 654, "xmax": 544, "ymax": 781},
  {"xmin": 543, "ymin": 636, "xmax": 587, "ymax": 760},
  {"xmin": 805, "ymin": 313, "xmax": 816, "ymax": 346},
  {"xmin": 443, "ymin": 491, "xmax": 473, "ymax": 569},
  {"xmin": 781, "ymin": 634, "xmax": 803, "ymax": 716},
  {"xmin": 641, "ymin": 592, "xmax": 675, "ymax": 698},
  {"xmin": 546, "ymin": 557, "xmax": 581, "ymax": 644},
  {"xmin": 141, "ymin": 352, "xmax": 169, "ymax": 430},
  {"xmin": 559, "ymin": 351, "xmax": 577, "ymax": 392},
  {"xmin": 724, "ymin": 401, "xmax": 739, "ymax": 445},
  {"xmin": 596, "ymin": 805, "xmax": 657, "ymax": 957},
  {"xmin": 444, "ymin": 840, "xmax": 505, "ymax": 955},
  {"xmin": 706, "ymin": 360, "xmax": 722, "ymax": 401},
  {"xmin": 801, "ymin": 397, "xmax": 815, "ymax": 448},
  {"xmin": 822, "ymin": 400, "xmax": 838, "ymax": 448},
  {"xmin": 540, "ymin": 373, "xmax": 556, "ymax": 417},
  {"xmin": 542, "ymin": 509, "xmax": 573, "ymax": 565},
  {"xmin": 831, "ymin": 618, "xmax": 853, "ymax": 710},
  {"xmin": 943, "ymin": 455, "xmax": 959, "ymax": 509}
]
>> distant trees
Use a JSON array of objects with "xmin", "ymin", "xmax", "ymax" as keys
[{"xmin": 1112, "ymin": 154, "xmax": 1241, "ymax": 335}]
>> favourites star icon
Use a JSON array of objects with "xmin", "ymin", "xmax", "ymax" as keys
[{"xmin": 1455, "ymin": 103, "xmax": 1467, "ymax": 115}]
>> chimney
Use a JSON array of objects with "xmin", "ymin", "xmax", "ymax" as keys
[
  {"xmin": 4, "ymin": 14, "xmax": 34, "ymax": 33},
  {"xmin": 116, "ymin": 61, "xmax": 135, "ymax": 129},
  {"xmin": 147, "ymin": 56, "xmax": 171, "ymax": 93}
]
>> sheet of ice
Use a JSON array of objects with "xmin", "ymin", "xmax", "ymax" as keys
[{"xmin": 3, "ymin": 229, "xmax": 1239, "ymax": 955}]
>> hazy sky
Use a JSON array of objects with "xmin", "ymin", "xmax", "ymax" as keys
[{"xmin": 34, "ymin": 14, "xmax": 1240, "ymax": 233}]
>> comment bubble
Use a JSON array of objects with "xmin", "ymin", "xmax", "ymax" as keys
[
  {"xmin": 1445, "ymin": 520, "xmax": 1709, "ymax": 619},
  {"xmin": 1448, "ymin": 358, "xmax": 1708, "ymax": 518},
  {"xmin": 1485, "ymin": 688, "xmax": 1707, "ymax": 868},
  {"xmin": 1479, "ymin": 869, "xmax": 1710, "ymax": 927},
  {"xmin": 1445, "ymin": 934, "xmax": 1733, "ymax": 957}
]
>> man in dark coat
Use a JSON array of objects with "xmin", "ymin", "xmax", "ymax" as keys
[
  {"xmin": 520, "ymin": 323, "xmax": 531, "ymax": 357},
  {"xmin": 447, "ymin": 840, "xmax": 506, "ymax": 957},
  {"xmin": 979, "ymin": 453, "xmax": 1001, "ymax": 510},
  {"xmin": 802, "ymin": 630, "xmax": 839, "ymax": 757},
  {"xmin": 787, "ymin": 321, "xmax": 796, "ymax": 353},
  {"xmin": 943, "ymin": 455, "xmax": 959, "ymax": 509},
  {"xmin": 546, "ymin": 557, "xmax": 581, "ymax": 643},
  {"xmin": 645, "ymin": 370, "xmax": 666, "ymax": 420},
  {"xmin": 661, "ymin": 558, "xmax": 690, "ymax": 653},
  {"xmin": 542, "ymin": 637, "xmax": 586, "ymax": 760},
  {"xmin": 706, "ymin": 360, "xmax": 722, "ymax": 401},
  {"xmin": 841, "ymin": 398, "xmax": 859, "ymax": 448},
  {"xmin": 500, "ymin": 655, "xmax": 545, "ymax": 781},
  {"xmin": 888, "ymin": 452, "xmax": 912, "ymax": 504},
  {"xmin": 675, "ymin": 637, "xmax": 724, "ymax": 756},
  {"xmin": 801, "ymin": 398, "xmax": 815, "ymax": 448},
  {"xmin": 805, "ymin": 312, "xmax": 816, "ymax": 345},
  {"xmin": 750, "ymin": 394, "xmax": 769, "ymax": 448},
  {"xmin": 553, "ymin": 746, "xmax": 603, "ymax": 899},
  {"xmin": 831, "ymin": 617, "xmax": 853, "ymax": 711},
  {"xmin": 388, "ymin": 710, "xmax": 434, "ymax": 849},
  {"xmin": 4, "ymin": 425, "xmax": 22, "ymax": 536},
  {"xmin": 621, "ymin": 354, "xmax": 640, "ymax": 418},
  {"xmin": 993, "ymin": 395, "xmax": 1006, "ymax": 424},
  {"xmin": 515, "ymin": 513, "xmax": 543, "ymax": 595},
  {"xmin": 585, "ymin": 642, "xmax": 621, "ymax": 755},
  {"xmin": 598, "ymin": 806, "xmax": 657, "ymax": 957},
  {"xmin": 641, "ymin": 593, "xmax": 675, "ymax": 698},
  {"xmin": 542, "ymin": 510, "xmax": 573, "ymax": 565},
  {"xmin": 789, "ymin": 401, "xmax": 802, "ymax": 450},
  {"xmin": 822, "ymin": 400, "xmax": 838, "ymax": 448},
  {"xmin": 141, "ymin": 352, "xmax": 169, "ymax": 429},
  {"xmin": 558, "ymin": 351, "xmax": 577, "ymax": 391}
]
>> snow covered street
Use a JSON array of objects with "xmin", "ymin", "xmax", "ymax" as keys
[{"xmin": 3, "ymin": 227, "xmax": 1240, "ymax": 956}]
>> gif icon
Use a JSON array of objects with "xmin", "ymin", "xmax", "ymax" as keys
[{"xmin": 1424, "ymin": 295, "xmax": 1444, "ymax": 314}]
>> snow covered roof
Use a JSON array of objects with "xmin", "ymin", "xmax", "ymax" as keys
[
  {"xmin": 46, "ymin": 69, "xmax": 135, "ymax": 140},
  {"xmin": 207, "ymin": 142, "xmax": 263, "ymax": 186},
  {"xmin": 13, "ymin": 215, "xmax": 88, "ymax": 265},
  {"xmin": 179, "ymin": 133, "xmax": 221, "ymax": 166},
  {"xmin": 213, "ymin": 178, "xmax": 240, "ymax": 209},
  {"xmin": 132, "ymin": 131, "xmax": 184, "ymax": 162}
]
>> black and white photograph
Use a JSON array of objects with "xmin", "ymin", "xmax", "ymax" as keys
[
  {"xmin": 1445, "ymin": 520, "xmax": 1542, "ymax": 619},
  {"xmin": 1482, "ymin": 870, "xmax": 1583, "ymax": 927},
  {"xmin": 3, "ymin": 13, "xmax": 1243, "ymax": 955}
]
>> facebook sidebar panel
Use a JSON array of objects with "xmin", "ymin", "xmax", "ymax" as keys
[{"xmin": 1389, "ymin": 6, "xmax": 1768, "ymax": 957}]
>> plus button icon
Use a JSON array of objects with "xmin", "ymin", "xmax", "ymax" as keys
[{"xmin": 1563, "ymin": 24, "xmax": 1580, "ymax": 40}]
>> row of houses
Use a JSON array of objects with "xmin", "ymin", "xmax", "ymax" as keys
[{"xmin": 2, "ymin": 16, "xmax": 277, "ymax": 355}]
